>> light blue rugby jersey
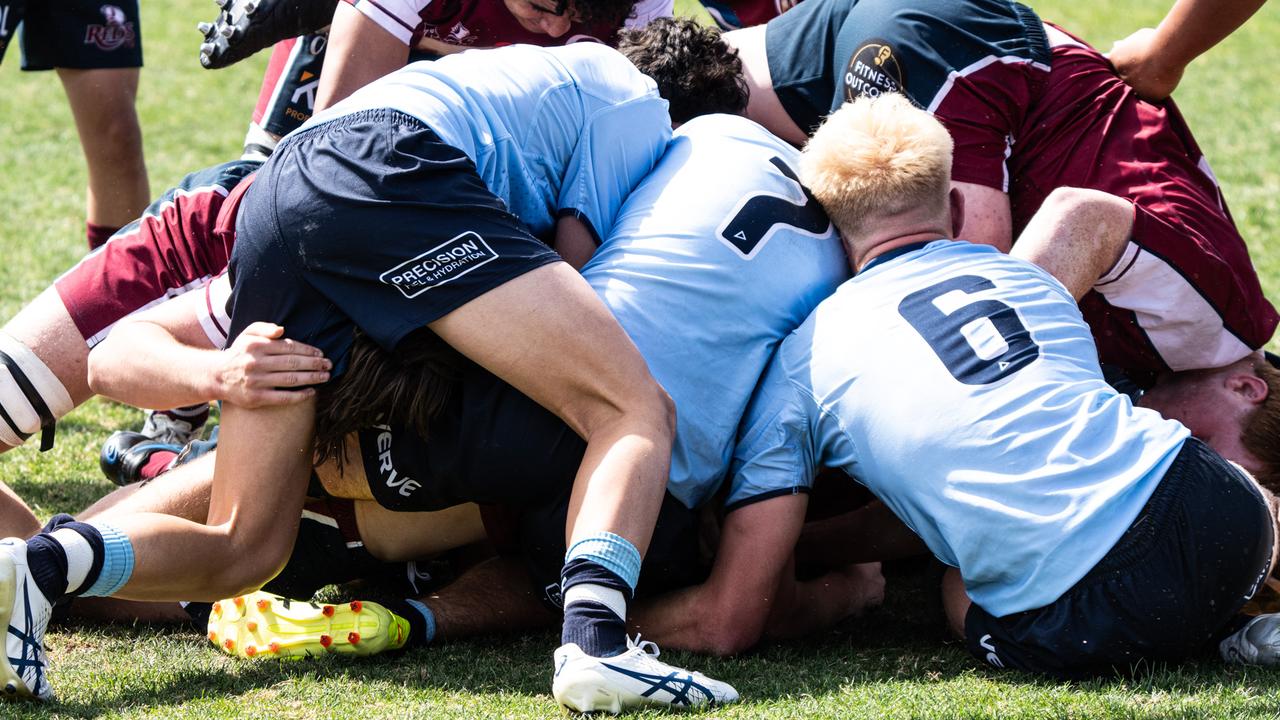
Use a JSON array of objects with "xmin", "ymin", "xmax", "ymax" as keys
[
  {"xmin": 582, "ymin": 113, "xmax": 848, "ymax": 509},
  {"xmin": 303, "ymin": 43, "xmax": 671, "ymax": 240},
  {"xmin": 730, "ymin": 240, "xmax": 1190, "ymax": 616}
]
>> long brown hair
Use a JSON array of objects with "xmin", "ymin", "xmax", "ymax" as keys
[{"xmin": 313, "ymin": 328, "xmax": 464, "ymax": 468}]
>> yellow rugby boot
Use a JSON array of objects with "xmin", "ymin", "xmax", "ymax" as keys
[{"xmin": 207, "ymin": 591, "xmax": 409, "ymax": 659}]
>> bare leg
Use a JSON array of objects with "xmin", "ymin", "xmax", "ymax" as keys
[
  {"xmin": 74, "ymin": 458, "xmax": 221, "ymax": 624},
  {"xmin": 429, "ymin": 263, "xmax": 673, "ymax": 561},
  {"xmin": 0, "ymin": 483, "xmax": 40, "ymax": 539},
  {"xmin": 355, "ymin": 502, "xmax": 484, "ymax": 563},
  {"xmin": 68, "ymin": 596, "xmax": 192, "ymax": 624},
  {"xmin": 942, "ymin": 567, "xmax": 970, "ymax": 640},
  {"xmin": 79, "ymin": 453, "xmax": 215, "ymax": 523},
  {"xmin": 0, "ymin": 288, "xmax": 97, "ymax": 456},
  {"xmin": 100, "ymin": 400, "xmax": 314, "ymax": 601},
  {"xmin": 421, "ymin": 556, "xmax": 556, "ymax": 641},
  {"xmin": 57, "ymin": 68, "xmax": 150, "ymax": 229}
]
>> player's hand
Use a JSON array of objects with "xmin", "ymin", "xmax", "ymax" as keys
[
  {"xmin": 213, "ymin": 322, "xmax": 331, "ymax": 407},
  {"xmin": 1107, "ymin": 27, "xmax": 1185, "ymax": 101}
]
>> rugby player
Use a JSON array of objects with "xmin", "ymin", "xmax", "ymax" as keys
[
  {"xmin": 0, "ymin": 36, "xmax": 749, "ymax": 711},
  {"xmin": 36, "ymin": 102, "xmax": 873, "ymax": 676},
  {"xmin": 203, "ymin": 0, "xmax": 670, "ymax": 159},
  {"xmin": 0, "ymin": 158, "xmax": 330, "ymax": 472},
  {"xmin": 618, "ymin": 88, "xmax": 1280, "ymax": 660},
  {"xmin": 716, "ymin": 0, "xmax": 1276, "ymax": 381},
  {"xmin": 0, "ymin": 0, "xmax": 149, "ymax": 250},
  {"xmin": 0, "ymin": 88, "xmax": 863, "ymax": 703},
  {"xmin": 670, "ymin": 93, "xmax": 1280, "ymax": 677}
]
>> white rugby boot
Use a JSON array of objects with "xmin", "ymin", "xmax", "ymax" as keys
[
  {"xmin": 552, "ymin": 636, "xmax": 738, "ymax": 713},
  {"xmin": 0, "ymin": 539, "xmax": 53, "ymax": 701},
  {"xmin": 1221, "ymin": 613, "xmax": 1280, "ymax": 665}
]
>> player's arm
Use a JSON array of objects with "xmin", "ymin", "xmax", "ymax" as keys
[
  {"xmin": 88, "ymin": 278, "xmax": 330, "ymax": 410},
  {"xmin": 631, "ymin": 351, "xmax": 825, "ymax": 654},
  {"xmin": 1109, "ymin": 0, "xmax": 1267, "ymax": 101},
  {"xmin": 723, "ymin": 26, "xmax": 809, "ymax": 146},
  {"xmin": 314, "ymin": 1, "xmax": 412, "ymax": 112},
  {"xmin": 796, "ymin": 499, "xmax": 927, "ymax": 566},
  {"xmin": 765, "ymin": 559, "xmax": 884, "ymax": 641},
  {"xmin": 1010, "ymin": 187, "xmax": 1134, "ymax": 299},
  {"xmin": 630, "ymin": 494, "xmax": 808, "ymax": 655},
  {"xmin": 954, "ymin": 181, "xmax": 1013, "ymax": 252},
  {"xmin": 553, "ymin": 216, "xmax": 600, "ymax": 270}
]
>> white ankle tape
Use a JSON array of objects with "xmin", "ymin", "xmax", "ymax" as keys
[
  {"xmin": 0, "ymin": 332, "xmax": 74, "ymax": 449},
  {"xmin": 50, "ymin": 528, "xmax": 93, "ymax": 594},
  {"xmin": 564, "ymin": 583, "xmax": 627, "ymax": 620}
]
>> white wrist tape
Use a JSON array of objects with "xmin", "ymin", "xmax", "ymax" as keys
[{"xmin": 0, "ymin": 332, "xmax": 74, "ymax": 450}]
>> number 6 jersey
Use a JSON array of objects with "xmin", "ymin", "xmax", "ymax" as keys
[{"xmin": 729, "ymin": 240, "xmax": 1189, "ymax": 617}]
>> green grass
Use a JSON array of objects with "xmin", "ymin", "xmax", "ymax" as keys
[{"xmin": 3, "ymin": 0, "xmax": 1280, "ymax": 716}]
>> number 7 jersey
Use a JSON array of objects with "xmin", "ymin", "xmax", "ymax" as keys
[
  {"xmin": 581, "ymin": 113, "xmax": 848, "ymax": 509},
  {"xmin": 730, "ymin": 240, "xmax": 1189, "ymax": 617}
]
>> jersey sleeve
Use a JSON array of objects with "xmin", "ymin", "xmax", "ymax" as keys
[
  {"xmin": 725, "ymin": 346, "xmax": 819, "ymax": 512},
  {"xmin": 556, "ymin": 95, "xmax": 671, "ymax": 243},
  {"xmin": 920, "ymin": 2, "xmax": 1050, "ymax": 192},
  {"xmin": 343, "ymin": 0, "xmax": 430, "ymax": 45},
  {"xmin": 770, "ymin": 0, "xmax": 1050, "ymax": 191},
  {"xmin": 626, "ymin": 0, "xmax": 674, "ymax": 27},
  {"xmin": 196, "ymin": 272, "xmax": 233, "ymax": 350},
  {"xmin": 764, "ymin": 0, "xmax": 849, "ymax": 135},
  {"xmin": 1082, "ymin": 203, "xmax": 1278, "ymax": 373}
]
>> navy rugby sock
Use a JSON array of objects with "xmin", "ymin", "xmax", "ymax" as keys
[
  {"xmin": 388, "ymin": 599, "xmax": 437, "ymax": 648},
  {"xmin": 24, "ymin": 514, "xmax": 118, "ymax": 601},
  {"xmin": 560, "ymin": 533, "xmax": 640, "ymax": 658}
]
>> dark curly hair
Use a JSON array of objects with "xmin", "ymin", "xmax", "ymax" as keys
[
  {"xmin": 572, "ymin": 0, "xmax": 636, "ymax": 29},
  {"xmin": 617, "ymin": 17, "xmax": 748, "ymax": 124},
  {"xmin": 313, "ymin": 327, "xmax": 464, "ymax": 468}
]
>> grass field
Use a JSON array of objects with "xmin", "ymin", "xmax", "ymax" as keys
[{"xmin": 4, "ymin": 0, "xmax": 1280, "ymax": 717}]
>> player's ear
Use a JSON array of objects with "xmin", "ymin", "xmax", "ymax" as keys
[
  {"xmin": 1227, "ymin": 371, "xmax": 1269, "ymax": 406},
  {"xmin": 948, "ymin": 187, "xmax": 965, "ymax": 239}
]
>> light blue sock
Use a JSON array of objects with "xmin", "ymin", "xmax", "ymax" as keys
[
  {"xmin": 564, "ymin": 532, "xmax": 641, "ymax": 592},
  {"xmin": 80, "ymin": 522, "xmax": 135, "ymax": 598},
  {"xmin": 401, "ymin": 594, "xmax": 437, "ymax": 645}
]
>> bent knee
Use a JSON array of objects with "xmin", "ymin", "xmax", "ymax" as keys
[
  {"xmin": 204, "ymin": 550, "xmax": 288, "ymax": 600},
  {"xmin": 703, "ymin": 620, "xmax": 764, "ymax": 657},
  {"xmin": 200, "ymin": 528, "xmax": 295, "ymax": 599},
  {"xmin": 89, "ymin": 117, "xmax": 145, "ymax": 160},
  {"xmin": 644, "ymin": 383, "xmax": 677, "ymax": 438}
]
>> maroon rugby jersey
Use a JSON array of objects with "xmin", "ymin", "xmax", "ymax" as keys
[
  {"xmin": 54, "ymin": 162, "xmax": 258, "ymax": 349},
  {"xmin": 1007, "ymin": 26, "xmax": 1277, "ymax": 375},
  {"xmin": 766, "ymin": 0, "xmax": 1277, "ymax": 375}
]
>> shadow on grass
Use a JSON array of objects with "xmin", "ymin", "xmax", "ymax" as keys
[
  {"xmin": 36, "ymin": 621, "xmax": 558, "ymax": 718},
  {"xmin": 14, "ymin": 558, "xmax": 1280, "ymax": 719}
]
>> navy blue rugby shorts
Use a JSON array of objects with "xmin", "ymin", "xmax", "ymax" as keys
[
  {"xmin": 228, "ymin": 108, "xmax": 562, "ymax": 375},
  {"xmin": 965, "ymin": 438, "xmax": 1275, "ymax": 679},
  {"xmin": 6, "ymin": 0, "xmax": 143, "ymax": 70}
]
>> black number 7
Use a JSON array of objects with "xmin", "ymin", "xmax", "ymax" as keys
[{"xmin": 718, "ymin": 157, "xmax": 831, "ymax": 259}]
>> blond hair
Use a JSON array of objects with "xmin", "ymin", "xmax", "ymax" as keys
[{"xmin": 799, "ymin": 93, "xmax": 954, "ymax": 239}]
